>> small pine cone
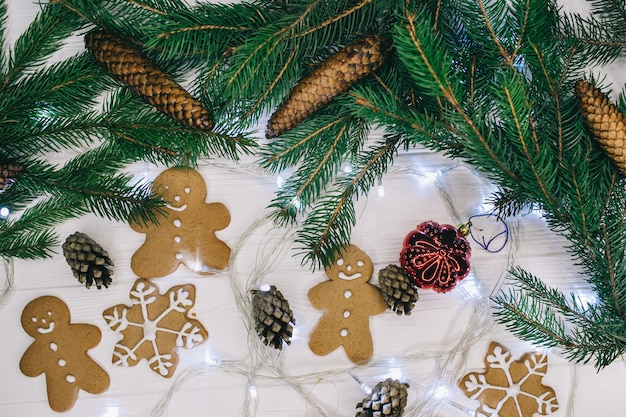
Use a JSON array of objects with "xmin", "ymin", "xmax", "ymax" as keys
[
  {"xmin": 85, "ymin": 30, "xmax": 214, "ymax": 132},
  {"xmin": 378, "ymin": 264, "xmax": 419, "ymax": 315},
  {"xmin": 576, "ymin": 80, "xmax": 626, "ymax": 174},
  {"xmin": 356, "ymin": 378, "xmax": 410, "ymax": 417},
  {"xmin": 62, "ymin": 232, "xmax": 113, "ymax": 289},
  {"xmin": 266, "ymin": 35, "xmax": 386, "ymax": 138},
  {"xmin": 0, "ymin": 160, "xmax": 23, "ymax": 193},
  {"xmin": 251, "ymin": 285, "xmax": 295, "ymax": 350}
]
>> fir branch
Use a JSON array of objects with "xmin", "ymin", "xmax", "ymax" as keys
[
  {"xmin": 559, "ymin": 0, "xmax": 626, "ymax": 65},
  {"xmin": 3, "ymin": 3, "xmax": 83, "ymax": 87},
  {"xmin": 0, "ymin": 229, "xmax": 58, "ymax": 260},
  {"xmin": 4, "ymin": 197, "xmax": 88, "ymax": 235},
  {"xmin": 393, "ymin": 7, "xmax": 521, "ymax": 183},
  {"xmin": 493, "ymin": 72, "xmax": 560, "ymax": 212},
  {"xmin": 268, "ymin": 114, "xmax": 355, "ymax": 224},
  {"xmin": 493, "ymin": 288, "xmax": 623, "ymax": 366},
  {"xmin": 296, "ymin": 136, "xmax": 400, "ymax": 268},
  {"xmin": 0, "ymin": 0, "xmax": 7, "ymax": 75},
  {"xmin": 262, "ymin": 115, "xmax": 347, "ymax": 172},
  {"xmin": 488, "ymin": 187, "xmax": 538, "ymax": 217}
]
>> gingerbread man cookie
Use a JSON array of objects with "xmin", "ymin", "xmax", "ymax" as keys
[
  {"xmin": 131, "ymin": 167, "xmax": 231, "ymax": 278},
  {"xmin": 308, "ymin": 244, "xmax": 387, "ymax": 363},
  {"xmin": 19, "ymin": 296, "xmax": 110, "ymax": 412}
]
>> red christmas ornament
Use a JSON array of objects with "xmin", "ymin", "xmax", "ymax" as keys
[{"xmin": 400, "ymin": 220, "xmax": 471, "ymax": 293}]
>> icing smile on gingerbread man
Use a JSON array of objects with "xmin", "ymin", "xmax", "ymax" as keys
[
  {"xmin": 34, "ymin": 317, "xmax": 55, "ymax": 334},
  {"xmin": 336, "ymin": 259, "xmax": 365, "ymax": 280}
]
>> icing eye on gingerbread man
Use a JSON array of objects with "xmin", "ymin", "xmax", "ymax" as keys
[
  {"xmin": 325, "ymin": 245, "xmax": 373, "ymax": 283},
  {"xmin": 21, "ymin": 296, "xmax": 69, "ymax": 338}
]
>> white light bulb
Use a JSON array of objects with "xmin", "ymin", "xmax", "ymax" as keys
[
  {"xmin": 432, "ymin": 384, "xmax": 450, "ymax": 400},
  {"xmin": 276, "ymin": 175, "xmax": 286, "ymax": 188},
  {"xmin": 0, "ymin": 206, "xmax": 9, "ymax": 218},
  {"xmin": 421, "ymin": 170, "xmax": 440, "ymax": 184},
  {"xmin": 377, "ymin": 185, "xmax": 385, "ymax": 197},
  {"xmin": 360, "ymin": 383, "xmax": 372, "ymax": 395},
  {"xmin": 248, "ymin": 385, "xmax": 258, "ymax": 398},
  {"xmin": 260, "ymin": 284, "xmax": 271, "ymax": 292}
]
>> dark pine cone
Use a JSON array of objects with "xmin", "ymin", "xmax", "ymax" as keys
[
  {"xmin": 0, "ymin": 160, "xmax": 23, "ymax": 193},
  {"xmin": 356, "ymin": 378, "xmax": 410, "ymax": 417},
  {"xmin": 251, "ymin": 285, "xmax": 295, "ymax": 350},
  {"xmin": 85, "ymin": 30, "xmax": 214, "ymax": 132},
  {"xmin": 62, "ymin": 232, "xmax": 114, "ymax": 289},
  {"xmin": 378, "ymin": 264, "xmax": 419, "ymax": 315}
]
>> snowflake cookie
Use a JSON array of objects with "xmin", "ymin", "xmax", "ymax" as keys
[
  {"xmin": 459, "ymin": 341, "xmax": 559, "ymax": 417},
  {"xmin": 103, "ymin": 278, "xmax": 208, "ymax": 378}
]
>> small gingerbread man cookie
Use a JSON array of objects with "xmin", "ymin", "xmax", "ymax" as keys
[
  {"xmin": 19, "ymin": 296, "xmax": 110, "ymax": 412},
  {"xmin": 131, "ymin": 167, "xmax": 231, "ymax": 278},
  {"xmin": 308, "ymin": 244, "xmax": 387, "ymax": 363}
]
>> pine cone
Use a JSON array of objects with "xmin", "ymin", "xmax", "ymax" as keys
[
  {"xmin": 0, "ymin": 160, "xmax": 22, "ymax": 193},
  {"xmin": 356, "ymin": 378, "xmax": 410, "ymax": 417},
  {"xmin": 85, "ymin": 30, "xmax": 214, "ymax": 132},
  {"xmin": 62, "ymin": 232, "xmax": 114, "ymax": 289},
  {"xmin": 266, "ymin": 35, "xmax": 386, "ymax": 138},
  {"xmin": 251, "ymin": 285, "xmax": 295, "ymax": 350},
  {"xmin": 378, "ymin": 264, "xmax": 419, "ymax": 315},
  {"xmin": 576, "ymin": 80, "xmax": 626, "ymax": 174}
]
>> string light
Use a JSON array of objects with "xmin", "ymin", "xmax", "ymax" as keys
[
  {"xmin": 377, "ymin": 179, "xmax": 385, "ymax": 197},
  {"xmin": 291, "ymin": 198, "xmax": 302, "ymax": 210},
  {"xmin": 459, "ymin": 274, "xmax": 482, "ymax": 300},
  {"xmin": 349, "ymin": 371, "xmax": 372, "ymax": 394},
  {"xmin": 102, "ymin": 406, "xmax": 121, "ymax": 417},
  {"xmin": 143, "ymin": 159, "xmax": 526, "ymax": 417},
  {"xmin": 276, "ymin": 175, "xmax": 286, "ymax": 188},
  {"xmin": 418, "ymin": 169, "xmax": 440, "ymax": 185},
  {"xmin": 432, "ymin": 384, "xmax": 451, "ymax": 400},
  {"xmin": 341, "ymin": 162, "xmax": 353, "ymax": 173},
  {"xmin": 575, "ymin": 290, "xmax": 597, "ymax": 309},
  {"xmin": 0, "ymin": 206, "xmax": 9, "ymax": 218}
]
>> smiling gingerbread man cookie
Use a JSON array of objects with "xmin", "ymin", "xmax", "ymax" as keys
[
  {"xmin": 131, "ymin": 167, "xmax": 231, "ymax": 278},
  {"xmin": 308, "ymin": 244, "xmax": 387, "ymax": 363},
  {"xmin": 19, "ymin": 296, "xmax": 110, "ymax": 412}
]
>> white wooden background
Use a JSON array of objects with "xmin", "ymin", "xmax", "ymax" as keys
[{"xmin": 1, "ymin": 1, "xmax": 626, "ymax": 416}]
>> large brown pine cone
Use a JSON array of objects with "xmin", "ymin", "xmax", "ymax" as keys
[
  {"xmin": 85, "ymin": 30, "xmax": 214, "ymax": 132},
  {"xmin": 266, "ymin": 35, "xmax": 386, "ymax": 138},
  {"xmin": 576, "ymin": 80, "xmax": 626, "ymax": 174}
]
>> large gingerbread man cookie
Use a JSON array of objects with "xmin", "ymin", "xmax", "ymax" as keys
[
  {"xmin": 308, "ymin": 244, "xmax": 387, "ymax": 363},
  {"xmin": 20, "ymin": 296, "xmax": 110, "ymax": 412},
  {"xmin": 131, "ymin": 167, "xmax": 231, "ymax": 278}
]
